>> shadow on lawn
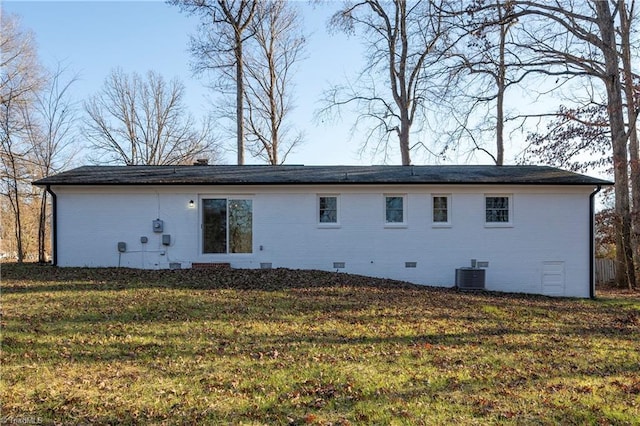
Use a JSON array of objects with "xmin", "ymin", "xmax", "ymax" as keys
[{"xmin": 4, "ymin": 304, "xmax": 637, "ymax": 375}]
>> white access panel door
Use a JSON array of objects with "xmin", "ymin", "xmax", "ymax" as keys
[{"xmin": 542, "ymin": 261, "xmax": 565, "ymax": 296}]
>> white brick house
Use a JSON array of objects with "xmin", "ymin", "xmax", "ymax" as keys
[{"xmin": 34, "ymin": 165, "xmax": 611, "ymax": 298}]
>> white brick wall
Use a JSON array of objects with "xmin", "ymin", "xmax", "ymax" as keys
[{"xmin": 52, "ymin": 184, "xmax": 594, "ymax": 297}]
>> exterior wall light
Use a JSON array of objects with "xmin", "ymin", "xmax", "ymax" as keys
[{"xmin": 188, "ymin": 200, "xmax": 195, "ymax": 209}]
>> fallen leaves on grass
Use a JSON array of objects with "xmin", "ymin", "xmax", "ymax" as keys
[{"xmin": 1, "ymin": 263, "xmax": 639, "ymax": 425}]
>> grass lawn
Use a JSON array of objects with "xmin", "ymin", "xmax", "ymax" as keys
[{"xmin": 1, "ymin": 263, "xmax": 639, "ymax": 425}]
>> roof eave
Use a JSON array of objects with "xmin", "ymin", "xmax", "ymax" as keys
[{"xmin": 33, "ymin": 179, "xmax": 615, "ymax": 187}]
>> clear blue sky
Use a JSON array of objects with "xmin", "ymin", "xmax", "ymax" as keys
[{"xmin": 3, "ymin": 0, "xmax": 378, "ymax": 165}]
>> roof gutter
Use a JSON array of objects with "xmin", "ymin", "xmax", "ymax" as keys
[
  {"xmin": 45, "ymin": 185, "xmax": 58, "ymax": 266},
  {"xmin": 589, "ymin": 185, "xmax": 602, "ymax": 299}
]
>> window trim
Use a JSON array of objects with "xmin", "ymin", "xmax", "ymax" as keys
[
  {"xmin": 484, "ymin": 194, "xmax": 513, "ymax": 227},
  {"xmin": 431, "ymin": 194, "xmax": 452, "ymax": 227},
  {"xmin": 317, "ymin": 194, "xmax": 341, "ymax": 228},
  {"xmin": 384, "ymin": 194, "xmax": 407, "ymax": 228},
  {"xmin": 200, "ymin": 196, "xmax": 254, "ymax": 255}
]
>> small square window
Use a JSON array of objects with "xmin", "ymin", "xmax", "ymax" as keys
[
  {"xmin": 432, "ymin": 195, "xmax": 449, "ymax": 224},
  {"xmin": 385, "ymin": 195, "xmax": 405, "ymax": 224},
  {"xmin": 485, "ymin": 195, "xmax": 511, "ymax": 224},
  {"xmin": 318, "ymin": 195, "xmax": 338, "ymax": 224}
]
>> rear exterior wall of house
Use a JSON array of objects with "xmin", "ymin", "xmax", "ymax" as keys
[{"xmin": 51, "ymin": 184, "xmax": 594, "ymax": 297}]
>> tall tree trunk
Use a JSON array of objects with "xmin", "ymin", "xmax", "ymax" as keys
[
  {"xmin": 269, "ymin": 37, "xmax": 278, "ymax": 165},
  {"xmin": 495, "ymin": 1, "xmax": 507, "ymax": 166},
  {"xmin": 627, "ymin": 106, "xmax": 640, "ymax": 285},
  {"xmin": 628, "ymin": 123, "xmax": 639, "ymax": 284},
  {"xmin": 390, "ymin": 0, "xmax": 412, "ymax": 166},
  {"xmin": 6, "ymin": 146, "xmax": 25, "ymax": 263},
  {"xmin": 236, "ymin": 31, "xmax": 245, "ymax": 166},
  {"xmin": 9, "ymin": 175, "xmax": 24, "ymax": 263},
  {"xmin": 399, "ymin": 116, "xmax": 411, "ymax": 166},
  {"xmin": 495, "ymin": 86, "xmax": 505, "ymax": 165},
  {"xmin": 270, "ymin": 96, "xmax": 278, "ymax": 166},
  {"xmin": 595, "ymin": 0, "xmax": 636, "ymax": 289},
  {"xmin": 620, "ymin": 0, "xmax": 640, "ymax": 285}
]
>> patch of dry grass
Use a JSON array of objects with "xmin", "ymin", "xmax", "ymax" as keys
[{"xmin": 1, "ymin": 263, "xmax": 639, "ymax": 425}]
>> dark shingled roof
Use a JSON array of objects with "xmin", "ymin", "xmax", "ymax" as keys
[{"xmin": 33, "ymin": 165, "xmax": 613, "ymax": 186}]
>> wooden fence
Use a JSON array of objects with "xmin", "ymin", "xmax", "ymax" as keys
[{"xmin": 595, "ymin": 258, "xmax": 616, "ymax": 285}]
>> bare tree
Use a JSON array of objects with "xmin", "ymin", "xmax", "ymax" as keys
[
  {"xmin": 619, "ymin": 0, "xmax": 640, "ymax": 278},
  {"xmin": 0, "ymin": 13, "xmax": 44, "ymax": 105},
  {"xmin": 0, "ymin": 12, "xmax": 45, "ymax": 262},
  {"xmin": 524, "ymin": 103, "xmax": 612, "ymax": 174},
  {"xmin": 438, "ymin": 0, "xmax": 526, "ymax": 165},
  {"xmin": 513, "ymin": 0, "xmax": 638, "ymax": 288},
  {"xmin": 171, "ymin": 0, "xmax": 257, "ymax": 165},
  {"xmin": 24, "ymin": 65, "xmax": 78, "ymax": 262},
  {"xmin": 0, "ymin": 96, "xmax": 30, "ymax": 262},
  {"xmin": 84, "ymin": 69, "xmax": 217, "ymax": 166},
  {"xmin": 243, "ymin": 0, "xmax": 306, "ymax": 164},
  {"xmin": 324, "ymin": 0, "xmax": 450, "ymax": 165}
]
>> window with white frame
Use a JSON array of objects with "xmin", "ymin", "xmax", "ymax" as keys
[
  {"xmin": 485, "ymin": 195, "xmax": 511, "ymax": 224},
  {"xmin": 385, "ymin": 195, "xmax": 406, "ymax": 225},
  {"xmin": 202, "ymin": 198, "xmax": 253, "ymax": 253},
  {"xmin": 432, "ymin": 195, "xmax": 450, "ymax": 225},
  {"xmin": 318, "ymin": 195, "xmax": 339, "ymax": 224},
  {"xmin": 431, "ymin": 194, "xmax": 451, "ymax": 226}
]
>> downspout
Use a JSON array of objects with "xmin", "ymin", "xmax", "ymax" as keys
[
  {"xmin": 589, "ymin": 185, "xmax": 602, "ymax": 299},
  {"xmin": 45, "ymin": 185, "xmax": 58, "ymax": 266}
]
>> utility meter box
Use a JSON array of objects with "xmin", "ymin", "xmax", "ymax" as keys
[
  {"xmin": 162, "ymin": 234, "xmax": 171, "ymax": 246},
  {"xmin": 152, "ymin": 219, "xmax": 164, "ymax": 233},
  {"xmin": 117, "ymin": 242, "xmax": 127, "ymax": 252}
]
